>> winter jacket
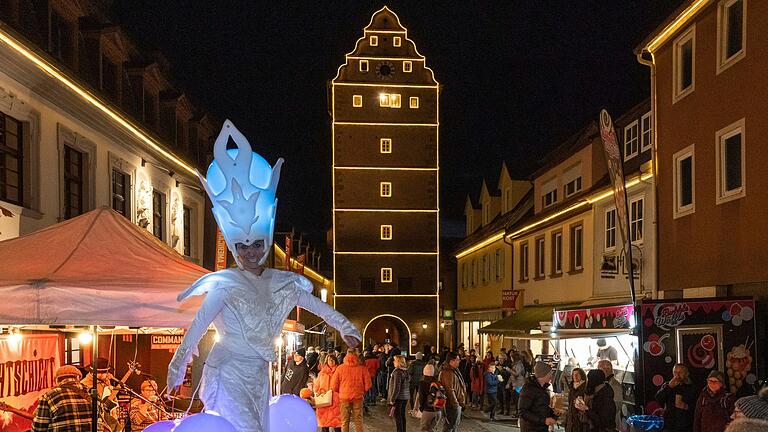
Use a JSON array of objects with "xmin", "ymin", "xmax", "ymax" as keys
[
  {"xmin": 438, "ymin": 363, "xmax": 467, "ymax": 408},
  {"xmin": 280, "ymin": 359, "xmax": 309, "ymax": 396},
  {"xmin": 655, "ymin": 380, "xmax": 697, "ymax": 431},
  {"xmin": 518, "ymin": 376, "xmax": 557, "ymax": 432},
  {"xmin": 314, "ymin": 364, "xmax": 341, "ymax": 428},
  {"xmin": 485, "ymin": 372, "xmax": 499, "ymax": 395},
  {"xmin": 387, "ymin": 367, "xmax": 411, "ymax": 403},
  {"xmin": 306, "ymin": 352, "xmax": 320, "ymax": 376},
  {"xmin": 364, "ymin": 356, "xmax": 379, "ymax": 379},
  {"xmin": 407, "ymin": 359, "xmax": 426, "ymax": 388},
  {"xmin": 693, "ymin": 388, "xmax": 735, "ymax": 432},
  {"xmin": 584, "ymin": 383, "xmax": 616, "ymax": 432},
  {"xmin": 565, "ymin": 381, "xmax": 587, "ymax": 432},
  {"xmin": 470, "ymin": 364, "xmax": 486, "ymax": 395},
  {"xmin": 331, "ymin": 353, "xmax": 372, "ymax": 402},
  {"xmin": 508, "ymin": 360, "xmax": 527, "ymax": 390},
  {"xmin": 415, "ymin": 376, "xmax": 440, "ymax": 413}
]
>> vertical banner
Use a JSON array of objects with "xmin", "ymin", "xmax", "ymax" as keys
[
  {"xmin": 599, "ymin": 109, "xmax": 636, "ymax": 305},
  {"xmin": 297, "ymin": 254, "xmax": 306, "ymax": 276},
  {"xmin": 285, "ymin": 235, "xmax": 292, "ymax": 271},
  {"xmin": 0, "ymin": 334, "xmax": 61, "ymax": 432},
  {"xmin": 214, "ymin": 228, "xmax": 228, "ymax": 271}
]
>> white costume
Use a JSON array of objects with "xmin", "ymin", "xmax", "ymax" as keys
[{"xmin": 167, "ymin": 121, "xmax": 361, "ymax": 432}]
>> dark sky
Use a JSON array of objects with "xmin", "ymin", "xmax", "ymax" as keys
[{"xmin": 111, "ymin": 1, "xmax": 683, "ymax": 246}]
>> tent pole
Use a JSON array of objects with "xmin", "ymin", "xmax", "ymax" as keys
[{"xmin": 91, "ymin": 325, "xmax": 98, "ymax": 432}]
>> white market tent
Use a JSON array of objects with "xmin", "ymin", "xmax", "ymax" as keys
[{"xmin": 0, "ymin": 207, "xmax": 206, "ymax": 327}]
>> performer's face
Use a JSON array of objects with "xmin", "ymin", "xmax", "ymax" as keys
[
  {"xmin": 236, "ymin": 240, "xmax": 266, "ymax": 272},
  {"xmin": 141, "ymin": 381, "xmax": 158, "ymax": 401}
]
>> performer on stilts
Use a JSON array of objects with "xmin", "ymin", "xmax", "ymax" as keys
[{"xmin": 167, "ymin": 120, "xmax": 361, "ymax": 432}]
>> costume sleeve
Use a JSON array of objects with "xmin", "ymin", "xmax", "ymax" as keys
[
  {"xmin": 296, "ymin": 288, "xmax": 362, "ymax": 342},
  {"xmin": 167, "ymin": 286, "xmax": 227, "ymax": 390},
  {"xmin": 31, "ymin": 396, "xmax": 51, "ymax": 432}
]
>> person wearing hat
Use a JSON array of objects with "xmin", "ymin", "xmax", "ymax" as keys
[
  {"xmin": 32, "ymin": 365, "xmax": 92, "ymax": 431},
  {"xmin": 518, "ymin": 361, "xmax": 558, "ymax": 432},
  {"xmin": 692, "ymin": 370, "xmax": 735, "ymax": 432},
  {"xmin": 281, "ymin": 348, "xmax": 310, "ymax": 396},
  {"xmin": 81, "ymin": 357, "xmax": 116, "ymax": 400},
  {"xmin": 732, "ymin": 387, "xmax": 768, "ymax": 421}
]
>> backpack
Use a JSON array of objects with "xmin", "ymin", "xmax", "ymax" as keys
[{"xmin": 427, "ymin": 381, "xmax": 447, "ymax": 409}]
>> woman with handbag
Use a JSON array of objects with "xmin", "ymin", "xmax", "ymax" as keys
[{"xmin": 315, "ymin": 355, "xmax": 341, "ymax": 432}]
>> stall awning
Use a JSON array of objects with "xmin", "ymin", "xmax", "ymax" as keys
[
  {"xmin": 503, "ymin": 329, "xmax": 632, "ymax": 340},
  {"xmin": 478, "ymin": 303, "xmax": 580, "ymax": 334}
]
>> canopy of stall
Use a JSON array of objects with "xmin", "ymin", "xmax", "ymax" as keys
[
  {"xmin": 503, "ymin": 329, "xmax": 633, "ymax": 340},
  {"xmin": 0, "ymin": 207, "xmax": 207, "ymax": 327},
  {"xmin": 478, "ymin": 303, "xmax": 581, "ymax": 334}
]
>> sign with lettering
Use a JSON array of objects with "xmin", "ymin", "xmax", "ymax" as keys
[
  {"xmin": 502, "ymin": 290, "xmax": 520, "ymax": 310},
  {"xmin": 151, "ymin": 334, "xmax": 184, "ymax": 350}
]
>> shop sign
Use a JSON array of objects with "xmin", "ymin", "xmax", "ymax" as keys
[
  {"xmin": 649, "ymin": 303, "xmax": 692, "ymax": 330},
  {"xmin": 282, "ymin": 320, "xmax": 305, "ymax": 334},
  {"xmin": 553, "ymin": 304, "xmax": 634, "ymax": 330},
  {"xmin": 151, "ymin": 334, "xmax": 184, "ymax": 350},
  {"xmin": 502, "ymin": 290, "xmax": 520, "ymax": 310}
]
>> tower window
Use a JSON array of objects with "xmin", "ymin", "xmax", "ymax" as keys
[
  {"xmin": 370, "ymin": 35, "xmax": 379, "ymax": 46},
  {"xmin": 380, "ymin": 182, "xmax": 392, "ymax": 197},
  {"xmin": 379, "ymin": 93, "xmax": 390, "ymax": 107},
  {"xmin": 380, "ymin": 225, "xmax": 392, "ymax": 240},
  {"xmin": 409, "ymin": 97, "xmax": 419, "ymax": 109},
  {"xmin": 353, "ymin": 95, "xmax": 363, "ymax": 107},
  {"xmin": 391, "ymin": 94, "xmax": 401, "ymax": 108},
  {"xmin": 360, "ymin": 60, "xmax": 369, "ymax": 72},
  {"xmin": 393, "ymin": 36, "xmax": 401, "ymax": 47},
  {"xmin": 403, "ymin": 61, "xmax": 412, "ymax": 73},
  {"xmin": 380, "ymin": 138, "xmax": 392, "ymax": 153},
  {"xmin": 381, "ymin": 267, "xmax": 392, "ymax": 283}
]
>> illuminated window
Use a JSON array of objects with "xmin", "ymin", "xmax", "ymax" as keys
[
  {"xmin": 379, "ymin": 93, "xmax": 391, "ymax": 107},
  {"xmin": 380, "ymin": 224, "xmax": 392, "ymax": 240},
  {"xmin": 403, "ymin": 61, "xmax": 412, "ymax": 73},
  {"xmin": 673, "ymin": 26, "xmax": 695, "ymax": 102},
  {"xmin": 624, "ymin": 120, "xmax": 639, "ymax": 161},
  {"xmin": 370, "ymin": 35, "xmax": 378, "ymax": 46},
  {"xmin": 360, "ymin": 59, "xmax": 369, "ymax": 72},
  {"xmin": 353, "ymin": 95, "xmax": 363, "ymax": 107},
  {"xmin": 381, "ymin": 267, "xmax": 392, "ymax": 283},
  {"xmin": 717, "ymin": 0, "xmax": 745, "ymax": 73},
  {"xmin": 393, "ymin": 36, "xmax": 401, "ymax": 47},
  {"xmin": 716, "ymin": 118, "xmax": 745, "ymax": 204},
  {"xmin": 380, "ymin": 138, "xmax": 392, "ymax": 153},
  {"xmin": 391, "ymin": 94, "xmax": 401, "ymax": 108},
  {"xmin": 380, "ymin": 182, "xmax": 392, "ymax": 197},
  {"xmin": 409, "ymin": 97, "xmax": 419, "ymax": 109}
]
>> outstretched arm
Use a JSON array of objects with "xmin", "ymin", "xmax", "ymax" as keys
[
  {"xmin": 297, "ymin": 289, "xmax": 362, "ymax": 347},
  {"xmin": 167, "ymin": 285, "xmax": 226, "ymax": 391}
]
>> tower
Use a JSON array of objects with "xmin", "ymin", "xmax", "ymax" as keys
[{"xmin": 331, "ymin": 7, "xmax": 439, "ymax": 354}]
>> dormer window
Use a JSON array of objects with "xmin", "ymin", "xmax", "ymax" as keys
[
  {"xmin": 370, "ymin": 35, "xmax": 379, "ymax": 46},
  {"xmin": 563, "ymin": 163, "xmax": 582, "ymax": 198},
  {"xmin": 542, "ymin": 177, "xmax": 557, "ymax": 208},
  {"xmin": 393, "ymin": 36, "xmax": 401, "ymax": 47}
]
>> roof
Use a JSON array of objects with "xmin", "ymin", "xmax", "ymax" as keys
[
  {"xmin": 0, "ymin": 207, "xmax": 207, "ymax": 326},
  {"xmin": 478, "ymin": 302, "xmax": 581, "ymax": 334},
  {"xmin": 531, "ymin": 121, "xmax": 599, "ymax": 180},
  {"xmin": 635, "ymin": 0, "xmax": 702, "ymax": 54}
]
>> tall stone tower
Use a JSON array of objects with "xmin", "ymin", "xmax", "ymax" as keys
[{"xmin": 331, "ymin": 7, "xmax": 439, "ymax": 354}]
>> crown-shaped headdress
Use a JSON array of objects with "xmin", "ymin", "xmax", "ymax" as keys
[{"xmin": 198, "ymin": 120, "xmax": 283, "ymax": 267}]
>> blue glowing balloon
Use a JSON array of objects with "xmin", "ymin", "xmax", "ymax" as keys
[
  {"xmin": 269, "ymin": 394, "xmax": 318, "ymax": 432},
  {"xmin": 174, "ymin": 412, "xmax": 237, "ymax": 432},
  {"xmin": 143, "ymin": 420, "xmax": 176, "ymax": 432}
]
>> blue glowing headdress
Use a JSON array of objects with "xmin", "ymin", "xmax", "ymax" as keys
[{"xmin": 198, "ymin": 120, "xmax": 283, "ymax": 267}]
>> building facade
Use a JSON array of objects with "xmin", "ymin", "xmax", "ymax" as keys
[
  {"xmin": 0, "ymin": 1, "xmax": 214, "ymax": 265},
  {"xmin": 331, "ymin": 7, "xmax": 439, "ymax": 354}
]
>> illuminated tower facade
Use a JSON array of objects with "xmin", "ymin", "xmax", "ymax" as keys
[{"xmin": 331, "ymin": 7, "xmax": 439, "ymax": 354}]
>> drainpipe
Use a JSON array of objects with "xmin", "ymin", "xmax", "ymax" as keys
[{"xmin": 636, "ymin": 50, "xmax": 658, "ymax": 301}]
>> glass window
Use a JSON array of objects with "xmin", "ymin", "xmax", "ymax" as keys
[
  {"xmin": 380, "ymin": 224, "xmax": 392, "ymax": 240},
  {"xmin": 674, "ymin": 27, "xmax": 695, "ymax": 100},
  {"xmin": 624, "ymin": 121, "xmax": 639, "ymax": 160},
  {"xmin": 674, "ymin": 145, "xmax": 695, "ymax": 216},
  {"xmin": 520, "ymin": 243, "xmax": 529, "ymax": 281},
  {"xmin": 391, "ymin": 94, "xmax": 401, "ymax": 108},
  {"xmin": 64, "ymin": 146, "xmax": 85, "ymax": 219},
  {"xmin": 111, "ymin": 169, "xmax": 129, "ymax": 218},
  {"xmin": 641, "ymin": 112, "xmax": 652, "ymax": 151},
  {"xmin": 353, "ymin": 95, "xmax": 363, "ymax": 107},
  {"xmin": 605, "ymin": 208, "xmax": 616, "ymax": 250},
  {"xmin": 380, "ymin": 182, "xmax": 392, "ymax": 197},
  {"xmin": 370, "ymin": 35, "xmax": 378, "ymax": 46},
  {"xmin": 552, "ymin": 232, "xmax": 562, "ymax": 275},
  {"xmin": 630, "ymin": 198, "xmax": 644, "ymax": 244},
  {"xmin": 393, "ymin": 36, "xmax": 401, "ymax": 47},
  {"xmin": 0, "ymin": 112, "xmax": 24, "ymax": 206},
  {"xmin": 152, "ymin": 190, "xmax": 165, "ymax": 240},
  {"xmin": 719, "ymin": 0, "xmax": 744, "ymax": 68},
  {"xmin": 542, "ymin": 189, "xmax": 557, "ymax": 208},
  {"xmin": 380, "ymin": 138, "xmax": 392, "ymax": 153},
  {"xmin": 716, "ymin": 119, "xmax": 745, "ymax": 203},
  {"xmin": 564, "ymin": 177, "xmax": 582, "ymax": 198},
  {"xmin": 381, "ymin": 267, "xmax": 392, "ymax": 283},
  {"xmin": 535, "ymin": 237, "xmax": 545, "ymax": 278},
  {"xmin": 570, "ymin": 225, "xmax": 583, "ymax": 270},
  {"xmin": 409, "ymin": 97, "xmax": 419, "ymax": 109},
  {"xmin": 403, "ymin": 61, "xmax": 412, "ymax": 73},
  {"xmin": 360, "ymin": 59, "xmax": 369, "ymax": 72}
]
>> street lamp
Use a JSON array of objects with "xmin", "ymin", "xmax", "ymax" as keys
[
  {"xmin": 385, "ymin": 328, "xmax": 389, "ymax": 334},
  {"xmin": 422, "ymin": 322, "xmax": 428, "ymax": 330}
]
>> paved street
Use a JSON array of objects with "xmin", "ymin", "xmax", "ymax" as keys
[{"xmin": 324, "ymin": 401, "xmax": 521, "ymax": 432}]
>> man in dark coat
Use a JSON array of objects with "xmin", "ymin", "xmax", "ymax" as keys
[
  {"xmin": 655, "ymin": 363, "xmax": 697, "ymax": 432},
  {"xmin": 281, "ymin": 348, "xmax": 310, "ymax": 396},
  {"xmin": 518, "ymin": 362, "xmax": 558, "ymax": 432}
]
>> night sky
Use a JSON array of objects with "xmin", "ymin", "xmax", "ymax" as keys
[{"xmin": 111, "ymin": 1, "xmax": 684, "ymax": 249}]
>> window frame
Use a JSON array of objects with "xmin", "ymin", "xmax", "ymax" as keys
[
  {"xmin": 716, "ymin": 0, "xmax": 747, "ymax": 74},
  {"xmin": 391, "ymin": 94, "xmax": 401, "ymax": 108},
  {"xmin": 715, "ymin": 118, "xmax": 746, "ymax": 204},
  {"xmin": 605, "ymin": 207, "xmax": 617, "ymax": 252},
  {"xmin": 359, "ymin": 59, "xmax": 369, "ymax": 73},
  {"xmin": 393, "ymin": 36, "xmax": 402, "ymax": 47},
  {"xmin": 624, "ymin": 120, "xmax": 639, "ymax": 161},
  {"xmin": 380, "ymin": 224, "xmax": 393, "ymax": 240},
  {"xmin": 471, "ymin": 259, "xmax": 477, "ymax": 287},
  {"xmin": 380, "ymin": 138, "xmax": 392, "ymax": 154},
  {"xmin": 551, "ymin": 230, "xmax": 563, "ymax": 276},
  {"xmin": 494, "ymin": 248, "xmax": 504, "ymax": 281},
  {"xmin": 111, "ymin": 168, "xmax": 130, "ymax": 218},
  {"xmin": 352, "ymin": 95, "xmax": 363, "ymax": 107},
  {"xmin": 370, "ymin": 35, "xmax": 379, "ymax": 46},
  {"xmin": 673, "ymin": 144, "xmax": 696, "ymax": 218},
  {"xmin": 380, "ymin": 181, "xmax": 392, "ymax": 197},
  {"xmin": 534, "ymin": 236, "xmax": 545, "ymax": 279},
  {"xmin": 672, "ymin": 25, "xmax": 696, "ymax": 103},
  {"xmin": 403, "ymin": 61, "xmax": 412, "ymax": 73},
  {"xmin": 519, "ymin": 242, "xmax": 529, "ymax": 282},
  {"xmin": 641, "ymin": 111, "xmax": 653, "ymax": 152},
  {"xmin": 629, "ymin": 196, "xmax": 645, "ymax": 245},
  {"xmin": 380, "ymin": 267, "xmax": 392, "ymax": 283},
  {"xmin": 152, "ymin": 189, "xmax": 166, "ymax": 241},
  {"xmin": 0, "ymin": 111, "xmax": 24, "ymax": 206},
  {"xmin": 570, "ymin": 223, "xmax": 584, "ymax": 272},
  {"xmin": 564, "ymin": 177, "xmax": 582, "ymax": 198},
  {"xmin": 409, "ymin": 97, "xmax": 419, "ymax": 109},
  {"xmin": 482, "ymin": 254, "xmax": 490, "ymax": 285}
]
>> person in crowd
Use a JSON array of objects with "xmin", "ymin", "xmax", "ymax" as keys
[
  {"xmin": 565, "ymin": 368, "xmax": 587, "ymax": 432},
  {"xmin": 32, "ymin": 365, "xmax": 92, "ymax": 432},
  {"xmin": 387, "ymin": 344, "xmax": 402, "ymax": 380},
  {"xmin": 692, "ymin": 370, "xmax": 735, "ymax": 432},
  {"xmin": 306, "ymin": 346, "xmax": 320, "ymax": 377},
  {"xmin": 732, "ymin": 387, "xmax": 768, "ymax": 421},
  {"xmin": 597, "ymin": 359, "xmax": 623, "ymax": 430},
  {"xmin": 408, "ymin": 352, "xmax": 427, "ymax": 412},
  {"xmin": 438, "ymin": 352, "xmax": 467, "ymax": 432},
  {"xmin": 560, "ymin": 358, "xmax": 579, "ymax": 397},
  {"xmin": 655, "ymin": 363, "xmax": 697, "ymax": 432},
  {"xmin": 507, "ymin": 351, "xmax": 527, "ymax": 417},
  {"xmin": 415, "ymin": 364, "xmax": 443, "ymax": 432},
  {"xmin": 430, "ymin": 346, "xmax": 438, "ymax": 362},
  {"xmin": 497, "ymin": 353, "xmax": 512, "ymax": 416},
  {"xmin": 331, "ymin": 348, "xmax": 372, "ymax": 432},
  {"xmin": 315, "ymin": 355, "xmax": 341, "ymax": 432},
  {"xmin": 470, "ymin": 358, "xmax": 486, "ymax": 410},
  {"xmin": 725, "ymin": 418, "xmax": 768, "ymax": 432},
  {"xmin": 518, "ymin": 361, "xmax": 558, "ymax": 432},
  {"xmin": 281, "ymin": 348, "xmax": 310, "ymax": 396},
  {"xmin": 363, "ymin": 348, "xmax": 380, "ymax": 413},
  {"xmin": 482, "ymin": 351, "xmax": 495, "ymax": 369},
  {"xmin": 378, "ymin": 343, "xmax": 391, "ymax": 398},
  {"xmin": 130, "ymin": 379, "xmax": 170, "ymax": 432},
  {"xmin": 484, "ymin": 363, "xmax": 500, "ymax": 421},
  {"xmin": 574, "ymin": 369, "xmax": 615, "ymax": 432},
  {"xmin": 388, "ymin": 355, "xmax": 411, "ymax": 432}
]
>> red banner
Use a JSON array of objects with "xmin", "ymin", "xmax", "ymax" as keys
[
  {"xmin": 285, "ymin": 235, "xmax": 292, "ymax": 271},
  {"xmin": 502, "ymin": 290, "xmax": 520, "ymax": 310},
  {"xmin": 553, "ymin": 304, "xmax": 635, "ymax": 330},
  {"xmin": 214, "ymin": 228, "xmax": 227, "ymax": 271},
  {"xmin": 297, "ymin": 254, "xmax": 305, "ymax": 275},
  {"xmin": 0, "ymin": 334, "xmax": 61, "ymax": 431}
]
